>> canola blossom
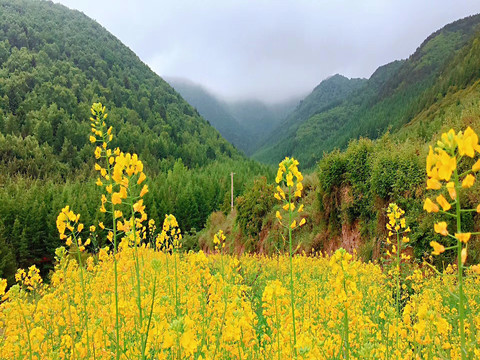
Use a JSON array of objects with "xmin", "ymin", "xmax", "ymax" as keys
[
  {"xmin": 424, "ymin": 126, "xmax": 480, "ymax": 360},
  {"xmin": 1, "ymin": 249, "xmax": 480, "ymax": 359}
]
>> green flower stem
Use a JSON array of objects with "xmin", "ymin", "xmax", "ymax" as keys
[
  {"xmin": 453, "ymin": 167, "xmax": 467, "ymax": 360},
  {"xmin": 130, "ymin": 201, "xmax": 148, "ymax": 360},
  {"xmin": 288, "ymin": 188, "xmax": 297, "ymax": 358},
  {"xmin": 440, "ymin": 210, "xmax": 457, "ymax": 217},
  {"xmin": 101, "ymin": 129, "xmax": 121, "ymax": 360},
  {"xmin": 396, "ymin": 231, "xmax": 401, "ymax": 358},
  {"xmin": 71, "ymin": 231, "xmax": 91, "ymax": 360}
]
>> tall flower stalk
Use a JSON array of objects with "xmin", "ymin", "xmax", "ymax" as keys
[
  {"xmin": 89, "ymin": 103, "xmax": 123, "ymax": 360},
  {"xmin": 385, "ymin": 203, "xmax": 410, "ymax": 358},
  {"xmin": 56, "ymin": 207, "xmax": 93, "ymax": 359},
  {"xmin": 424, "ymin": 127, "xmax": 480, "ymax": 360},
  {"xmin": 274, "ymin": 157, "xmax": 306, "ymax": 357},
  {"xmin": 90, "ymin": 103, "xmax": 150, "ymax": 359}
]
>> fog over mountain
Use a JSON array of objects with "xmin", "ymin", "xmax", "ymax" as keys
[{"xmin": 55, "ymin": 0, "xmax": 480, "ymax": 103}]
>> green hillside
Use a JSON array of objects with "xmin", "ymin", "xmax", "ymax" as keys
[
  {"xmin": 254, "ymin": 14, "xmax": 480, "ymax": 168},
  {"xmin": 209, "ymin": 15, "xmax": 480, "ymax": 264},
  {"xmin": 312, "ymin": 28, "xmax": 480, "ymax": 262},
  {"xmin": 253, "ymin": 74, "xmax": 367, "ymax": 165},
  {"xmin": 0, "ymin": 0, "xmax": 241, "ymax": 179}
]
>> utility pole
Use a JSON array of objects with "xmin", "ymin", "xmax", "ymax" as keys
[{"xmin": 231, "ymin": 172, "xmax": 235, "ymax": 211}]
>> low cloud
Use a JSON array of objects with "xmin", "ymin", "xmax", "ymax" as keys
[{"xmin": 56, "ymin": 0, "xmax": 480, "ymax": 103}]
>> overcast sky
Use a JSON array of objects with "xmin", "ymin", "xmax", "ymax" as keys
[{"xmin": 55, "ymin": 0, "xmax": 480, "ymax": 103}]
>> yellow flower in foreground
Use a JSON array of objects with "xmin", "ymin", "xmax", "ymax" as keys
[
  {"xmin": 473, "ymin": 159, "xmax": 480, "ymax": 172},
  {"xmin": 455, "ymin": 233, "xmax": 471, "ymax": 244},
  {"xmin": 0, "ymin": 278, "xmax": 6, "ymax": 298},
  {"xmin": 436, "ymin": 195, "xmax": 451, "ymax": 211},
  {"xmin": 434, "ymin": 222, "xmax": 448, "ymax": 236},
  {"xmin": 111, "ymin": 192, "xmax": 122, "ymax": 205},
  {"xmin": 140, "ymin": 185, "xmax": 149, "ymax": 197},
  {"xmin": 471, "ymin": 264, "xmax": 480, "ymax": 274},
  {"xmin": 423, "ymin": 198, "xmax": 439, "ymax": 213},
  {"xmin": 446, "ymin": 182, "xmax": 456, "ymax": 200},
  {"xmin": 430, "ymin": 241, "xmax": 445, "ymax": 255},
  {"xmin": 462, "ymin": 174, "xmax": 475, "ymax": 188},
  {"xmin": 461, "ymin": 248, "xmax": 467, "ymax": 265},
  {"xmin": 457, "ymin": 126, "xmax": 478, "ymax": 158},
  {"xmin": 437, "ymin": 150, "xmax": 457, "ymax": 181},
  {"xmin": 426, "ymin": 178, "xmax": 442, "ymax": 190}
]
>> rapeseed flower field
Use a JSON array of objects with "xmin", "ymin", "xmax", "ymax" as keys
[{"xmin": 1, "ymin": 104, "xmax": 480, "ymax": 359}]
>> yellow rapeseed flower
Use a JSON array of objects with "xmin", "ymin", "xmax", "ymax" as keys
[
  {"xmin": 462, "ymin": 174, "xmax": 475, "ymax": 188},
  {"xmin": 434, "ymin": 222, "xmax": 448, "ymax": 236},
  {"xmin": 435, "ymin": 195, "xmax": 451, "ymax": 211},
  {"xmin": 430, "ymin": 241, "xmax": 445, "ymax": 255},
  {"xmin": 423, "ymin": 198, "xmax": 439, "ymax": 213},
  {"xmin": 455, "ymin": 233, "xmax": 471, "ymax": 244}
]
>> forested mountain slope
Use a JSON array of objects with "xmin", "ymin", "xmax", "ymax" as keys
[
  {"xmin": 0, "ymin": 0, "xmax": 241, "ymax": 180},
  {"xmin": 253, "ymin": 74, "xmax": 367, "ymax": 165},
  {"xmin": 254, "ymin": 14, "xmax": 480, "ymax": 168}
]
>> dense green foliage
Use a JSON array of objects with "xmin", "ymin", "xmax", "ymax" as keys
[
  {"xmin": 254, "ymin": 15, "xmax": 480, "ymax": 168},
  {"xmin": 235, "ymin": 177, "xmax": 275, "ymax": 243},
  {"xmin": 0, "ymin": 158, "xmax": 273, "ymax": 283},
  {"xmin": 254, "ymin": 74, "xmax": 367, "ymax": 166}
]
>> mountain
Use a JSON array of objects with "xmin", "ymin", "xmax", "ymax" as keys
[
  {"xmin": 253, "ymin": 14, "xmax": 480, "ymax": 168},
  {"xmin": 253, "ymin": 74, "xmax": 368, "ymax": 165},
  {"xmin": 0, "ymin": 0, "xmax": 241, "ymax": 179},
  {"xmin": 167, "ymin": 78, "xmax": 299, "ymax": 155},
  {"xmin": 226, "ymin": 98, "xmax": 297, "ymax": 138}
]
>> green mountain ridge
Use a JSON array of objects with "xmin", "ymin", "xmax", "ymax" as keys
[
  {"xmin": 253, "ymin": 14, "xmax": 480, "ymax": 168},
  {"xmin": 253, "ymin": 74, "xmax": 368, "ymax": 166}
]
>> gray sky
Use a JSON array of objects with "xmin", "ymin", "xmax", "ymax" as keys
[{"xmin": 55, "ymin": 0, "xmax": 480, "ymax": 103}]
